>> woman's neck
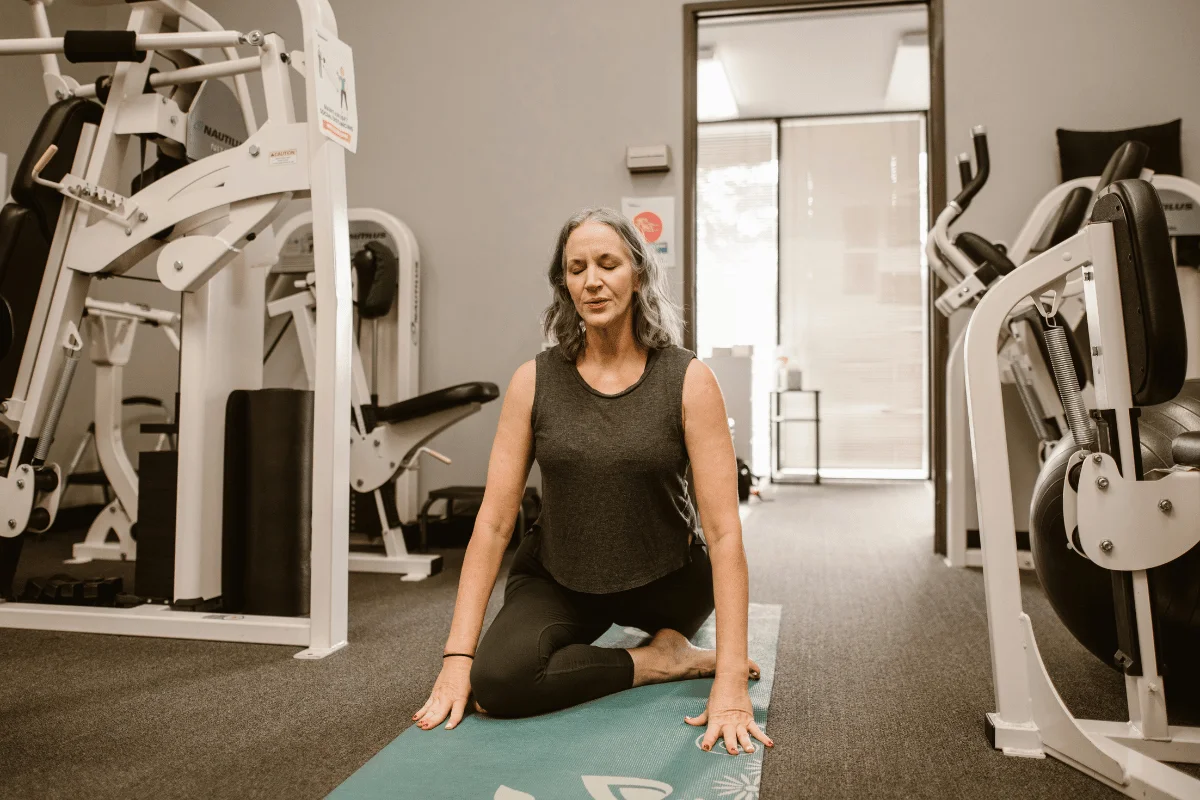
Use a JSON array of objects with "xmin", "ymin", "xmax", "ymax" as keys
[{"xmin": 579, "ymin": 320, "xmax": 643, "ymax": 368}]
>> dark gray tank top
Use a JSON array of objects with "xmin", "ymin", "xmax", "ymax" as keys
[{"xmin": 531, "ymin": 344, "xmax": 698, "ymax": 593}]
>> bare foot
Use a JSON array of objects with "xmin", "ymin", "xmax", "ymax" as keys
[{"xmin": 631, "ymin": 629, "xmax": 761, "ymax": 687}]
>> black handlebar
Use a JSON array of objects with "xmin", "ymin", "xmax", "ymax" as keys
[
  {"xmin": 957, "ymin": 154, "xmax": 973, "ymax": 190},
  {"xmin": 952, "ymin": 127, "xmax": 990, "ymax": 211}
]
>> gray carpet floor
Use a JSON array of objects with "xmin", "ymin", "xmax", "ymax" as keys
[{"xmin": 0, "ymin": 484, "xmax": 1194, "ymax": 799}]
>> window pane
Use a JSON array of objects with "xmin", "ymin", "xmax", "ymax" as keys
[
  {"xmin": 697, "ymin": 122, "xmax": 779, "ymax": 477},
  {"xmin": 778, "ymin": 115, "xmax": 927, "ymax": 478}
]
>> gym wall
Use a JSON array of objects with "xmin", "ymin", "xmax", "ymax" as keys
[
  {"xmin": 0, "ymin": 0, "xmax": 688, "ymax": 500},
  {"xmin": 943, "ymin": 0, "xmax": 1200, "ymax": 246},
  {"xmin": 195, "ymin": 0, "xmax": 689, "ymax": 496}
]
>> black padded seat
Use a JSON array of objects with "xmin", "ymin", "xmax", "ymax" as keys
[
  {"xmin": 955, "ymin": 231, "xmax": 1016, "ymax": 286},
  {"xmin": 375, "ymin": 382, "xmax": 500, "ymax": 425},
  {"xmin": 1090, "ymin": 179, "xmax": 1185, "ymax": 407},
  {"xmin": 1172, "ymin": 431, "xmax": 1200, "ymax": 468}
]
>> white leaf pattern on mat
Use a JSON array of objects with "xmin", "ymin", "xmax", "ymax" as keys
[
  {"xmin": 712, "ymin": 761, "xmax": 761, "ymax": 800},
  {"xmin": 581, "ymin": 775, "xmax": 674, "ymax": 799}
]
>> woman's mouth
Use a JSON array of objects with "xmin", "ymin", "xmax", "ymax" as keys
[{"xmin": 584, "ymin": 299, "xmax": 609, "ymax": 310}]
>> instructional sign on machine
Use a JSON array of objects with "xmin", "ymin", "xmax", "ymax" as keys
[
  {"xmin": 314, "ymin": 27, "xmax": 359, "ymax": 153},
  {"xmin": 621, "ymin": 196, "xmax": 676, "ymax": 267}
]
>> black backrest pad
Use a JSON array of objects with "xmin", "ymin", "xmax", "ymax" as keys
[
  {"xmin": 1095, "ymin": 141, "xmax": 1150, "ymax": 193},
  {"xmin": 1058, "ymin": 120, "xmax": 1181, "ymax": 181},
  {"xmin": 0, "ymin": 205, "xmax": 50, "ymax": 395},
  {"xmin": 12, "ymin": 99, "xmax": 103, "ymax": 240},
  {"xmin": 1090, "ymin": 179, "xmax": 1185, "ymax": 406},
  {"xmin": 1031, "ymin": 186, "xmax": 1094, "ymax": 254},
  {"xmin": 0, "ymin": 100, "xmax": 101, "ymax": 397},
  {"xmin": 955, "ymin": 232, "xmax": 1017, "ymax": 286}
]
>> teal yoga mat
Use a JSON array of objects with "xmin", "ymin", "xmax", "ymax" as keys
[{"xmin": 332, "ymin": 603, "xmax": 780, "ymax": 800}]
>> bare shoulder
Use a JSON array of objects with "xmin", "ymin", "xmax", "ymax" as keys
[
  {"xmin": 682, "ymin": 358, "xmax": 725, "ymax": 424},
  {"xmin": 683, "ymin": 358, "xmax": 721, "ymax": 399},
  {"xmin": 507, "ymin": 359, "xmax": 537, "ymax": 406}
]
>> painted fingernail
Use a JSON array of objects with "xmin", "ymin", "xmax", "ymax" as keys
[{"xmin": 702, "ymin": 745, "xmax": 710, "ymax": 751}]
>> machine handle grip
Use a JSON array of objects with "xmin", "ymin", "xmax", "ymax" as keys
[
  {"xmin": 957, "ymin": 153, "xmax": 973, "ymax": 190},
  {"xmin": 31, "ymin": 144, "xmax": 58, "ymax": 181},
  {"xmin": 952, "ymin": 126, "xmax": 990, "ymax": 211}
]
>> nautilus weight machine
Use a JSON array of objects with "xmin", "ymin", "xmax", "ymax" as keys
[
  {"xmin": 268, "ymin": 209, "xmax": 499, "ymax": 579},
  {"xmin": 0, "ymin": 0, "xmax": 356, "ymax": 658}
]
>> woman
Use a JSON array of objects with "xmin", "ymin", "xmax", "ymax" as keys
[{"xmin": 413, "ymin": 207, "xmax": 770, "ymax": 757}]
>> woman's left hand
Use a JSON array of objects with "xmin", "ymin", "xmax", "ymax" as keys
[{"xmin": 685, "ymin": 676, "xmax": 773, "ymax": 755}]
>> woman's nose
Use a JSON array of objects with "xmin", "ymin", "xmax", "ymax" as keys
[{"xmin": 584, "ymin": 264, "xmax": 603, "ymax": 288}]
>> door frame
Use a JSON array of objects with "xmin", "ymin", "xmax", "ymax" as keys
[{"xmin": 682, "ymin": 0, "xmax": 949, "ymax": 547}]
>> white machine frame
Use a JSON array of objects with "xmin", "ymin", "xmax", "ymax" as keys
[
  {"xmin": 932, "ymin": 141, "xmax": 1200, "ymax": 570},
  {"xmin": 0, "ymin": 0, "xmax": 354, "ymax": 659},
  {"xmin": 269, "ymin": 209, "xmax": 484, "ymax": 580},
  {"xmin": 65, "ymin": 298, "xmax": 180, "ymax": 564},
  {"xmin": 965, "ymin": 200, "xmax": 1200, "ymax": 798}
]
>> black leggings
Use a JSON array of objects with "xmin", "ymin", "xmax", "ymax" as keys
[{"xmin": 470, "ymin": 530, "xmax": 715, "ymax": 718}]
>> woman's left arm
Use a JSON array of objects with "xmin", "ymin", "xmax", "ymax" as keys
[{"xmin": 680, "ymin": 360, "xmax": 773, "ymax": 755}]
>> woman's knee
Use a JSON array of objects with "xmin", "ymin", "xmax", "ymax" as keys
[{"xmin": 470, "ymin": 652, "xmax": 535, "ymax": 718}]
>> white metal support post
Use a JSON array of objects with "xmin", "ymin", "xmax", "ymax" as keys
[
  {"xmin": 965, "ymin": 234, "xmax": 1096, "ymax": 755},
  {"xmin": 944, "ymin": 324, "xmax": 970, "ymax": 567},
  {"xmin": 293, "ymin": 1, "xmax": 352, "ymax": 659},
  {"xmin": 1079, "ymin": 228, "xmax": 1171, "ymax": 742}
]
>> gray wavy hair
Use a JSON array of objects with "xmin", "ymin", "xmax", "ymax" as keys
[{"xmin": 542, "ymin": 207, "xmax": 684, "ymax": 360}]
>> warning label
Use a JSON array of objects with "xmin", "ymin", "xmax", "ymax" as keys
[{"xmin": 313, "ymin": 27, "xmax": 358, "ymax": 153}]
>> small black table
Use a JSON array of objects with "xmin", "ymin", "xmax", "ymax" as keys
[{"xmin": 770, "ymin": 389, "xmax": 821, "ymax": 485}]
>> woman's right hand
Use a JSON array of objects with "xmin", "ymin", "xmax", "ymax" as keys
[{"xmin": 413, "ymin": 656, "xmax": 474, "ymax": 731}]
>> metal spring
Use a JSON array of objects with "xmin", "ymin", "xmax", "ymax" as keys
[
  {"xmin": 33, "ymin": 348, "xmax": 81, "ymax": 463},
  {"xmin": 1043, "ymin": 324, "xmax": 1096, "ymax": 449}
]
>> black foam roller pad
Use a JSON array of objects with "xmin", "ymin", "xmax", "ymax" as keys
[
  {"xmin": 0, "ymin": 534, "xmax": 26, "ymax": 600},
  {"xmin": 63, "ymin": 30, "xmax": 144, "ymax": 63},
  {"xmin": 223, "ymin": 389, "xmax": 314, "ymax": 617},
  {"xmin": 134, "ymin": 450, "xmax": 178, "ymax": 602}
]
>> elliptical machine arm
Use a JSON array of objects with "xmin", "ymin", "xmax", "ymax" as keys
[{"xmin": 929, "ymin": 126, "xmax": 991, "ymax": 291}]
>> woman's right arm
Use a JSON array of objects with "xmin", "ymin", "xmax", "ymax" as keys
[{"xmin": 413, "ymin": 358, "xmax": 537, "ymax": 731}]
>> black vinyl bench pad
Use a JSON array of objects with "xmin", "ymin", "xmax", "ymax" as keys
[{"xmin": 375, "ymin": 382, "xmax": 499, "ymax": 425}]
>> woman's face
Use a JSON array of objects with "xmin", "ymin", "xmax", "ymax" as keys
[{"xmin": 563, "ymin": 221, "xmax": 640, "ymax": 334}]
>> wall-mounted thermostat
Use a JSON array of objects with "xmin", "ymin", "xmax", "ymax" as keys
[{"xmin": 626, "ymin": 145, "xmax": 671, "ymax": 174}]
